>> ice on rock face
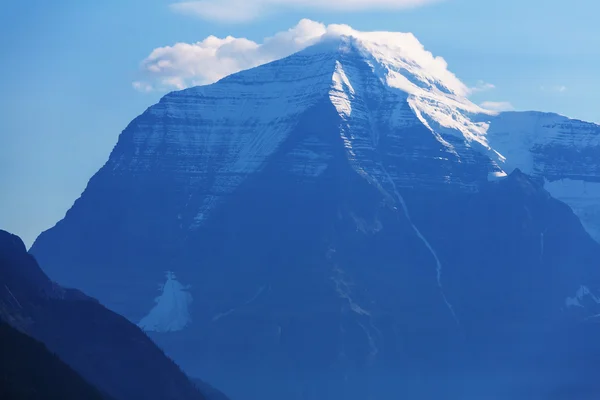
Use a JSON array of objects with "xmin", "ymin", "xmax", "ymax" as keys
[
  {"xmin": 565, "ymin": 285, "xmax": 600, "ymax": 309},
  {"xmin": 139, "ymin": 271, "xmax": 192, "ymax": 332}
]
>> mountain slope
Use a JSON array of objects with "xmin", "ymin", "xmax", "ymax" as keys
[
  {"xmin": 0, "ymin": 320, "xmax": 110, "ymax": 400},
  {"xmin": 0, "ymin": 230, "xmax": 207, "ymax": 400},
  {"xmin": 30, "ymin": 31, "xmax": 600, "ymax": 400}
]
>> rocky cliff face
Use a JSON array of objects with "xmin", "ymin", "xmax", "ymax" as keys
[{"xmin": 30, "ymin": 33, "xmax": 600, "ymax": 400}]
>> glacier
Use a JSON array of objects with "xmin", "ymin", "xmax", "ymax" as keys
[{"xmin": 139, "ymin": 271, "xmax": 193, "ymax": 332}]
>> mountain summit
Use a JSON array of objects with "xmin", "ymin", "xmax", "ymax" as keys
[{"xmin": 31, "ymin": 30, "xmax": 600, "ymax": 400}]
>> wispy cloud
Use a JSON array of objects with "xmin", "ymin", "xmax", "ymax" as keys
[
  {"xmin": 480, "ymin": 101, "xmax": 515, "ymax": 112},
  {"xmin": 469, "ymin": 80, "xmax": 495, "ymax": 94},
  {"xmin": 132, "ymin": 81, "xmax": 154, "ymax": 93},
  {"xmin": 171, "ymin": 0, "xmax": 443, "ymax": 23},
  {"xmin": 540, "ymin": 85, "xmax": 567, "ymax": 93}
]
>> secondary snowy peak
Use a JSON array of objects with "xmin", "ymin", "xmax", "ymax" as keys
[
  {"xmin": 483, "ymin": 111, "xmax": 600, "ymax": 176},
  {"xmin": 482, "ymin": 111, "xmax": 600, "ymax": 241}
]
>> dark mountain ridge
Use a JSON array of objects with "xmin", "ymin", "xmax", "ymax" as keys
[
  {"xmin": 0, "ymin": 319, "xmax": 109, "ymax": 400},
  {"xmin": 0, "ymin": 229, "xmax": 207, "ymax": 400}
]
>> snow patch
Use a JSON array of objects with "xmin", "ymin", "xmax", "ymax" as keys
[
  {"xmin": 488, "ymin": 170, "xmax": 508, "ymax": 181},
  {"xmin": 331, "ymin": 266, "xmax": 371, "ymax": 316},
  {"xmin": 139, "ymin": 271, "xmax": 193, "ymax": 332},
  {"xmin": 5, "ymin": 285, "xmax": 22, "ymax": 309},
  {"xmin": 191, "ymin": 194, "xmax": 220, "ymax": 229},
  {"xmin": 357, "ymin": 321, "xmax": 379, "ymax": 359},
  {"xmin": 565, "ymin": 285, "xmax": 600, "ymax": 308},
  {"xmin": 212, "ymin": 285, "xmax": 268, "ymax": 321},
  {"xmin": 380, "ymin": 166, "xmax": 460, "ymax": 326}
]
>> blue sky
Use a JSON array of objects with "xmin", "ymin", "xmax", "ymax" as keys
[{"xmin": 1, "ymin": 0, "xmax": 599, "ymax": 247}]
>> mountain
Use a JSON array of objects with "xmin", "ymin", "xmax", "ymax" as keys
[
  {"xmin": 31, "ymin": 31, "xmax": 600, "ymax": 399},
  {"xmin": 0, "ymin": 230, "xmax": 207, "ymax": 400},
  {"xmin": 0, "ymin": 319, "xmax": 110, "ymax": 400}
]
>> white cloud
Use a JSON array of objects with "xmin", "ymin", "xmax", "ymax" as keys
[
  {"xmin": 540, "ymin": 85, "xmax": 567, "ymax": 93},
  {"xmin": 480, "ymin": 101, "xmax": 515, "ymax": 112},
  {"xmin": 171, "ymin": 0, "xmax": 442, "ymax": 23},
  {"xmin": 136, "ymin": 19, "xmax": 330, "ymax": 90},
  {"xmin": 469, "ymin": 80, "xmax": 495, "ymax": 94}
]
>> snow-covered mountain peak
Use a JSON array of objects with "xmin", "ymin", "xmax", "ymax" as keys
[
  {"xmin": 291, "ymin": 31, "xmax": 494, "ymax": 150},
  {"xmin": 270, "ymin": 22, "xmax": 472, "ymax": 99},
  {"xmin": 101, "ymin": 23, "xmax": 600, "ymax": 242}
]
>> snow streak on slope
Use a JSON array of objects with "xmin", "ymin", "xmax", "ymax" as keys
[
  {"xmin": 139, "ymin": 271, "xmax": 193, "ymax": 332},
  {"xmin": 383, "ymin": 167, "xmax": 461, "ymax": 326},
  {"xmin": 330, "ymin": 60, "xmax": 355, "ymax": 118},
  {"xmin": 211, "ymin": 285, "xmax": 268, "ymax": 322}
]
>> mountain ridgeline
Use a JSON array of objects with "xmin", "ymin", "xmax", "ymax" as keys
[
  {"xmin": 30, "ymin": 33, "xmax": 600, "ymax": 399},
  {"xmin": 0, "ymin": 230, "xmax": 210, "ymax": 400},
  {"xmin": 0, "ymin": 320, "xmax": 109, "ymax": 400}
]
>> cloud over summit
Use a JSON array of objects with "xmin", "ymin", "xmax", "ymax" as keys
[
  {"xmin": 135, "ymin": 19, "xmax": 330, "ymax": 90},
  {"xmin": 134, "ymin": 19, "xmax": 476, "ymax": 96}
]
